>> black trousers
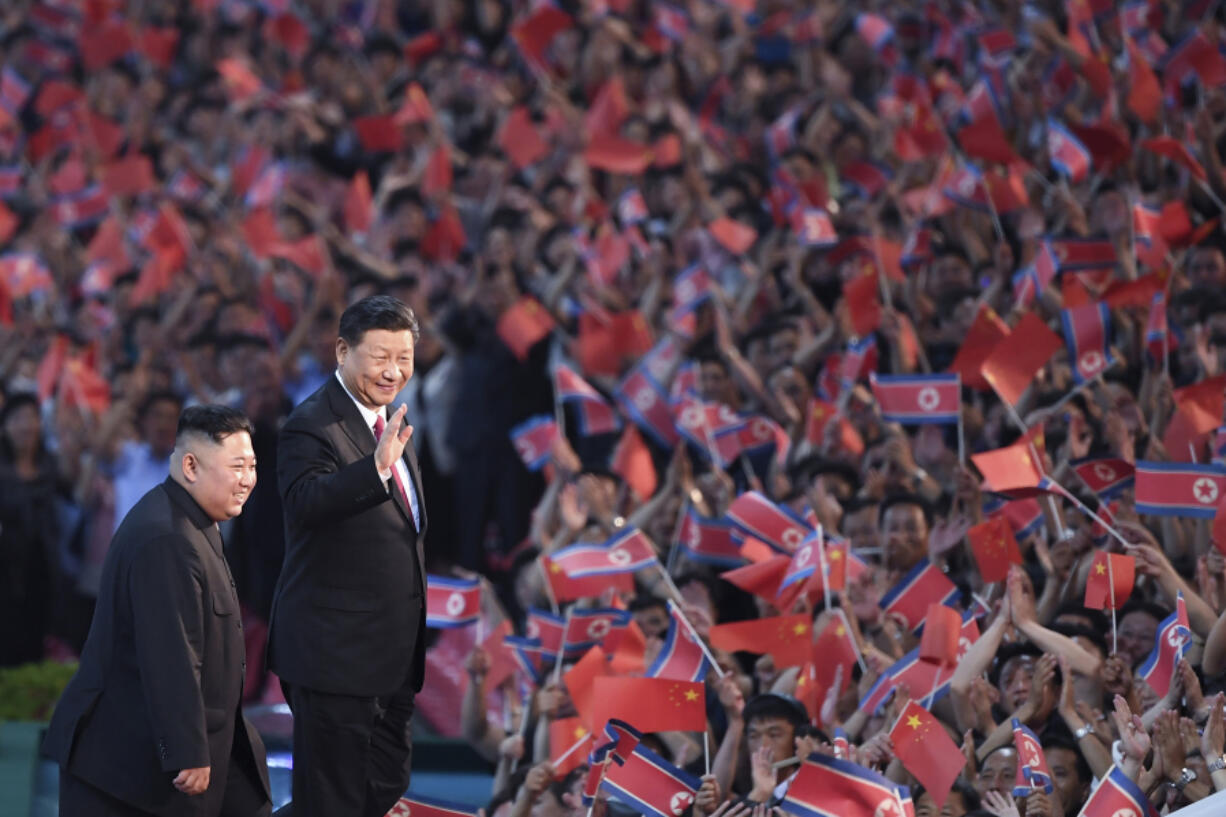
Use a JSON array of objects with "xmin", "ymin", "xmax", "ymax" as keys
[
  {"xmin": 273, "ymin": 680, "xmax": 414, "ymax": 817},
  {"xmin": 59, "ymin": 758, "xmax": 270, "ymax": 817}
]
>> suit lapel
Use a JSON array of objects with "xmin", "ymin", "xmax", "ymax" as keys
[{"xmin": 326, "ymin": 377, "xmax": 377, "ymax": 459}]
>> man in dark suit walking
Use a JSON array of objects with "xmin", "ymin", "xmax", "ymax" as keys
[
  {"xmin": 44, "ymin": 405, "xmax": 271, "ymax": 817},
  {"xmin": 268, "ymin": 295, "xmax": 427, "ymax": 817}
]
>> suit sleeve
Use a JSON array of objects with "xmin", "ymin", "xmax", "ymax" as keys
[
  {"xmin": 277, "ymin": 417, "xmax": 390, "ymax": 529},
  {"xmin": 128, "ymin": 534, "xmax": 210, "ymax": 772}
]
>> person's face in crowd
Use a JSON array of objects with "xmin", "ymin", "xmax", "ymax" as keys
[
  {"xmin": 843, "ymin": 503, "xmax": 880, "ymax": 553},
  {"xmin": 633, "ymin": 604, "xmax": 669, "ymax": 640},
  {"xmin": 815, "ymin": 472, "xmax": 853, "ymax": 503},
  {"xmin": 1188, "ymin": 247, "xmax": 1226, "ymax": 289},
  {"xmin": 746, "ymin": 337, "xmax": 771, "ymax": 375},
  {"xmin": 930, "ymin": 253, "xmax": 974, "ymax": 295},
  {"xmin": 915, "ymin": 789, "xmax": 968, "ymax": 817},
  {"xmin": 1045, "ymin": 746, "xmax": 1089, "ymax": 814},
  {"xmin": 530, "ymin": 787, "xmax": 571, "ymax": 817},
  {"xmin": 881, "ymin": 502, "xmax": 928, "ymax": 573},
  {"xmin": 336, "ymin": 328, "xmax": 415, "ymax": 410},
  {"xmin": 180, "ymin": 430, "xmax": 257, "ymax": 522},
  {"xmin": 768, "ymin": 327, "xmax": 799, "ymax": 370},
  {"xmin": 998, "ymin": 655, "xmax": 1035, "ymax": 712},
  {"xmin": 143, "ymin": 398, "xmax": 183, "ymax": 457},
  {"xmin": 3, "ymin": 401, "xmax": 41, "ymax": 460},
  {"xmin": 242, "ymin": 353, "xmax": 283, "ymax": 423},
  {"xmin": 699, "ymin": 360, "xmax": 736, "ymax": 406},
  {"xmin": 746, "ymin": 716, "xmax": 795, "ymax": 770},
  {"xmin": 767, "ymin": 366, "xmax": 807, "ymax": 415},
  {"xmin": 1117, "ymin": 610, "xmax": 1159, "ymax": 668},
  {"xmin": 975, "ymin": 746, "xmax": 1018, "ymax": 799},
  {"xmin": 1090, "ymin": 189, "xmax": 1128, "ymax": 238}
]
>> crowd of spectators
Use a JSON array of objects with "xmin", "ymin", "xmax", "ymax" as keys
[{"xmin": 9, "ymin": 0, "xmax": 1226, "ymax": 815}]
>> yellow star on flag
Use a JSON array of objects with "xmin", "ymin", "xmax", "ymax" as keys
[
  {"xmin": 906, "ymin": 714, "xmax": 922, "ymax": 729},
  {"xmin": 835, "ymin": 625, "xmax": 846, "ymax": 637},
  {"xmin": 574, "ymin": 726, "xmax": 587, "ymax": 739},
  {"xmin": 684, "ymin": 689, "xmax": 700, "ymax": 702},
  {"xmin": 793, "ymin": 623, "xmax": 809, "ymax": 636},
  {"xmin": 549, "ymin": 562, "xmax": 562, "ymax": 573},
  {"xmin": 1094, "ymin": 564, "xmax": 1106, "ymax": 575},
  {"xmin": 829, "ymin": 550, "xmax": 842, "ymax": 560}
]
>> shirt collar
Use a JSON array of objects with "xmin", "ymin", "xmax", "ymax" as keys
[{"xmin": 334, "ymin": 370, "xmax": 385, "ymax": 431}]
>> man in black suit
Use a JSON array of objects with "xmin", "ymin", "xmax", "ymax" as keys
[
  {"xmin": 44, "ymin": 405, "xmax": 271, "ymax": 817},
  {"xmin": 269, "ymin": 295, "xmax": 427, "ymax": 817}
]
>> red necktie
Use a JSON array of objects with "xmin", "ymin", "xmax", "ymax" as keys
[{"xmin": 373, "ymin": 415, "xmax": 415, "ymax": 529}]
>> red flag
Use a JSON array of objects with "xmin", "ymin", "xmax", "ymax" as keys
[
  {"xmin": 1125, "ymin": 36, "xmax": 1161, "ymax": 124},
  {"xmin": 499, "ymin": 107, "xmax": 549, "ymax": 169},
  {"xmin": 1141, "ymin": 137, "xmax": 1207, "ymax": 183},
  {"xmin": 344, "ymin": 171, "xmax": 373, "ymax": 235},
  {"xmin": 549, "ymin": 717, "xmax": 592, "ymax": 777},
  {"xmin": 890, "ymin": 700, "xmax": 966, "ymax": 808},
  {"xmin": 707, "ymin": 614, "xmax": 812, "ymax": 667},
  {"xmin": 512, "ymin": 4, "xmax": 573, "ymax": 67},
  {"xmin": 1084, "ymin": 551, "xmax": 1135, "ymax": 610},
  {"xmin": 423, "ymin": 144, "xmax": 452, "ymax": 196},
  {"xmin": 725, "ymin": 492, "xmax": 810, "ymax": 554},
  {"xmin": 589, "ymin": 677, "xmax": 706, "ymax": 734},
  {"xmin": 719, "ymin": 555, "xmax": 790, "ymax": 601},
  {"xmin": 584, "ymin": 135, "xmax": 652, "ymax": 175},
  {"xmin": 948, "ymin": 304, "xmax": 1011, "ymax": 390},
  {"xmin": 879, "ymin": 559, "xmax": 960, "ymax": 633},
  {"xmin": 611, "ymin": 425, "xmax": 657, "ymax": 502},
  {"xmin": 215, "ymin": 58, "xmax": 263, "ymax": 101},
  {"xmin": 541, "ymin": 555, "xmax": 633, "ymax": 603},
  {"xmin": 843, "ymin": 272, "xmax": 881, "ymax": 337},
  {"xmin": 919, "ymin": 604, "xmax": 962, "ymax": 667},
  {"xmin": 395, "ymin": 83, "xmax": 434, "ymax": 126},
  {"xmin": 783, "ymin": 754, "xmax": 907, "ymax": 817},
  {"xmin": 353, "ymin": 115, "xmax": 404, "ymax": 153},
  {"xmin": 79, "ymin": 21, "xmax": 134, "ymax": 70},
  {"xmin": 585, "ymin": 78, "xmax": 630, "ymax": 139},
  {"xmin": 496, "ymin": 297, "xmax": 555, "ymax": 361},
  {"xmin": 564, "ymin": 646, "xmax": 612, "ymax": 729},
  {"xmin": 101, "ymin": 155, "xmax": 156, "ymax": 197},
  {"xmin": 971, "ymin": 434, "xmax": 1049, "ymax": 498},
  {"xmin": 966, "ymin": 516, "xmax": 1022, "ymax": 583},
  {"xmin": 707, "ymin": 217, "xmax": 758, "ymax": 255},
  {"xmin": 979, "ymin": 312, "xmax": 1062, "ymax": 406}
]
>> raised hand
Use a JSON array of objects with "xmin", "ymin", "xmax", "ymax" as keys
[{"xmin": 374, "ymin": 404, "xmax": 412, "ymax": 474}]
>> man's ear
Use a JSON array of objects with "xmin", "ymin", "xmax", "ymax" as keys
[
  {"xmin": 181, "ymin": 451, "xmax": 198, "ymax": 483},
  {"xmin": 335, "ymin": 337, "xmax": 349, "ymax": 365}
]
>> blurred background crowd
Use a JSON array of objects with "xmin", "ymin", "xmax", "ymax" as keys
[{"xmin": 7, "ymin": 0, "xmax": 1226, "ymax": 814}]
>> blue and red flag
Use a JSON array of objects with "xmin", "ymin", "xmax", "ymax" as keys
[
  {"xmin": 653, "ymin": 3, "xmax": 689, "ymax": 42},
  {"xmin": 555, "ymin": 364, "xmax": 620, "ymax": 436},
  {"xmin": 1145, "ymin": 291, "xmax": 1171, "ymax": 365},
  {"xmin": 616, "ymin": 188, "xmax": 649, "ymax": 226},
  {"xmin": 782, "ymin": 752, "xmax": 908, "ymax": 817},
  {"xmin": 552, "ymin": 528, "xmax": 658, "ymax": 579},
  {"xmin": 900, "ymin": 226, "xmax": 934, "ymax": 268},
  {"xmin": 868, "ymin": 373, "xmax": 961, "ymax": 425},
  {"xmin": 674, "ymin": 399, "xmax": 747, "ymax": 467},
  {"xmin": 1060, "ymin": 302, "xmax": 1115, "ymax": 384},
  {"xmin": 878, "ymin": 558, "xmax": 961, "ymax": 634},
  {"xmin": 1134, "ymin": 461, "xmax": 1226, "ymax": 518},
  {"xmin": 855, "ymin": 13, "xmax": 898, "ymax": 67},
  {"xmin": 859, "ymin": 614, "xmax": 978, "ymax": 716},
  {"xmin": 386, "ymin": 793, "xmax": 476, "ymax": 817},
  {"xmin": 615, "ymin": 367, "xmax": 680, "ymax": 448},
  {"xmin": 1078, "ymin": 765, "xmax": 1159, "ymax": 817},
  {"xmin": 504, "ymin": 635, "xmax": 548, "ymax": 684},
  {"xmin": 669, "ymin": 361, "xmax": 699, "ymax": 406},
  {"xmin": 725, "ymin": 491, "xmax": 811, "ymax": 553},
  {"xmin": 765, "ymin": 106, "xmax": 800, "ymax": 159},
  {"xmin": 793, "ymin": 208, "xmax": 838, "ymax": 247},
  {"xmin": 425, "ymin": 576, "xmax": 481, "ymax": 628},
  {"xmin": 941, "ymin": 161, "xmax": 988, "ymax": 212},
  {"xmin": 526, "ymin": 607, "xmax": 566, "ymax": 658},
  {"xmin": 985, "ymin": 497, "xmax": 1045, "ymax": 540},
  {"xmin": 563, "ymin": 608, "xmax": 631, "ymax": 655},
  {"xmin": 1011, "ymin": 719, "xmax": 1054, "ymax": 796},
  {"xmin": 1139, "ymin": 591, "xmax": 1192, "ymax": 697},
  {"xmin": 671, "ymin": 264, "xmax": 716, "ymax": 320},
  {"xmin": 839, "ymin": 335, "xmax": 878, "ymax": 387},
  {"xmin": 840, "ymin": 160, "xmax": 893, "ymax": 199},
  {"xmin": 677, "ymin": 506, "xmax": 743, "ymax": 567},
  {"xmin": 510, "ymin": 415, "xmax": 558, "ymax": 471},
  {"xmin": 780, "ymin": 528, "xmax": 825, "ymax": 590},
  {"xmin": 600, "ymin": 741, "xmax": 702, "ymax": 817},
  {"xmin": 1047, "ymin": 119, "xmax": 1091, "ymax": 182},
  {"xmin": 0, "ymin": 67, "xmax": 31, "ymax": 125},
  {"xmin": 1070, "ymin": 457, "xmax": 1135, "ymax": 500},
  {"xmin": 51, "ymin": 186, "xmax": 110, "ymax": 229},
  {"xmin": 1048, "ymin": 237, "xmax": 1117, "ymax": 272},
  {"xmin": 646, "ymin": 606, "xmax": 712, "ymax": 682}
]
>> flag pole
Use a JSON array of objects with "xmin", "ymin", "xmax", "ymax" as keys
[
  {"xmin": 703, "ymin": 731, "xmax": 711, "ymax": 776},
  {"xmin": 837, "ymin": 608, "xmax": 869, "ymax": 675},
  {"xmin": 977, "ymin": 170, "xmax": 1006, "ymax": 245},
  {"xmin": 1107, "ymin": 552, "xmax": 1118, "ymax": 654},
  {"xmin": 665, "ymin": 499, "xmax": 690, "ymax": 578},
  {"xmin": 553, "ymin": 732, "xmax": 592, "ymax": 769},
  {"xmin": 956, "ymin": 400, "xmax": 966, "ymax": 466},
  {"xmin": 540, "ymin": 557, "xmax": 560, "ymax": 615},
  {"xmin": 1050, "ymin": 481, "xmax": 1131, "ymax": 549},
  {"xmin": 666, "ymin": 598, "xmax": 727, "ymax": 678},
  {"xmin": 656, "ymin": 562, "xmax": 687, "ymax": 607},
  {"xmin": 816, "ymin": 527, "xmax": 832, "ymax": 612}
]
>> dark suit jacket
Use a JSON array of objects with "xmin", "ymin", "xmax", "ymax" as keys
[
  {"xmin": 268, "ymin": 375, "xmax": 427, "ymax": 697},
  {"xmin": 43, "ymin": 479, "xmax": 271, "ymax": 817}
]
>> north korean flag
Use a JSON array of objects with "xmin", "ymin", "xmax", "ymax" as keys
[
  {"xmin": 1139, "ymin": 591, "xmax": 1192, "ymax": 697},
  {"xmin": 868, "ymin": 373, "xmax": 961, "ymax": 425},
  {"xmin": 840, "ymin": 160, "xmax": 893, "ymax": 199},
  {"xmin": 1047, "ymin": 236, "xmax": 1117, "ymax": 272},
  {"xmin": 878, "ymin": 558, "xmax": 960, "ymax": 633},
  {"xmin": 1134, "ymin": 460, "xmax": 1226, "ymax": 518},
  {"xmin": 978, "ymin": 27, "xmax": 1017, "ymax": 59},
  {"xmin": 563, "ymin": 608, "xmax": 631, "ymax": 655},
  {"xmin": 552, "ymin": 528, "xmax": 658, "ymax": 579},
  {"xmin": 0, "ymin": 68, "xmax": 31, "ymax": 124},
  {"xmin": 631, "ymin": 336, "xmax": 683, "ymax": 394},
  {"xmin": 526, "ymin": 608, "xmax": 566, "ymax": 658},
  {"xmin": 780, "ymin": 528, "xmax": 825, "ymax": 590},
  {"xmin": 1078, "ymin": 766, "xmax": 1159, "ymax": 817},
  {"xmin": 855, "ymin": 13, "xmax": 898, "ymax": 67},
  {"xmin": 386, "ymin": 793, "xmax": 476, "ymax": 817},
  {"xmin": 1133, "ymin": 204, "xmax": 1168, "ymax": 268},
  {"xmin": 51, "ymin": 185, "xmax": 110, "ymax": 229},
  {"xmin": 1011, "ymin": 240, "xmax": 1059, "ymax": 309},
  {"xmin": 1011, "ymin": 719, "xmax": 1054, "ymax": 796},
  {"xmin": 765, "ymin": 106, "xmax": 800, "ymax": 159},
  {"xmin": 1060, "ymin": 302, "xmax": 1115, "ymax": 384},
  {"xmin": 669, "ymin": 361, "xmax": 699, "ymax": 406},
  {"xmin": 675, "ymin": 399, "xmax": 746, "ymax": 467},
  {"xmin": 1047, "ymin": 119, "xmax": 1091, "ymax": 182},
  {"xmin": 782, "ymin": 752, "xmax": 907, "ymax": 817},
  {"xmin": 942, "ymin": 161, "xmax": 989, "ymax": 212},
  {"xmin": 858, "ymin": 615, "xmax": 977, "ymax": 716},
  {"xmin": 646, "ymin": 606, "xmax": 711, "ymax": 682},
  {"xmin": 615, "ymin": 368, "xmax": 680, "ymax": 448},
  {"xmin": 425, "ymin": 576, "xmax": 481, "ymax": 628},
  {"xmin": 725, "ymin": 491, "xmax": 811, "ymax": 553},
  {"xmin": 600, "ymin": 742, "xmax": 702, "ymax": 817},
  {"xmin": 1145, "ymin": 291, "xmax": 1170, "ymax": 365},
  {"xmin": 509, "ymin": 415, "xmax": 558, "ymax": 471},
  {"xmin": 900, "ymin": 226, "xmax": 934, "ymax": 268},
  {"xmin": 793, "ymin": 207, "xmax": 838, "ymax": 247},
  {"xmin": 555, "ymin": 364, "xmax": 620, "ymax": 436},
  {"xmin": 505, "ymin": 635, "xmax": 548, "ymax": 684},
  {"xmin": 839, "ymin": 335, "xmax": 878, "ymax": 386},
  {"xmin": 1070, "ymin": 457, "xmax": 1135, "ymax": 500},
  {"xmin": 678, "ymin": 506, "xmax": 743, "ymax": 567},
  {"xmin": 616, "ymin": 188, "xmax": 649, "ymax": 226},
  {"xmin": 985, "ymin": 496, "xmax": 1045, "ymax": 539},
  {"xmin": 671, "ymin": 264, "xmax": 715, "ymax": 319},
  {"xmin": 653, "ymin": 3, "xmax": 689, "ymax": 42}
]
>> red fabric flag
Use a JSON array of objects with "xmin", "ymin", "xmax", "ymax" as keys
[
  {"xmin": 1174, "ymin": 376, "xmax": 1226, "ymax": 435},
  {"xmin": 948, "ymin": 304, "xmax": 1010, "ymax": 390},
  {"xmin": 979, "ymin": 312, "xmax": 1062, "ymax": 406},
  {"xmin": 395, "ymin": 83, "xmax": 434, "ymax": 126},
  {"xmin": 719, "ymin": 555, "xmax": 790, "ymax": 601},
  {"xmin": 79, "ymin": 21, "xmax": 134, "ymax": 71},
  {"xmin": 138, "ymin": 27, "xmax": 179, "ymax": 69},
  {"xmin": 707, "ymin": 614, "xmax": 812, "ymax": 667},
  {"xmin": 541, "ymin": 555, "xmax": 633, "ymax": 604},
  {"xmin": 423, "ymin": 144, "xmax": 452, "ymax": 196},
  {"xmin": 353, "ymin": 115, "xmax": 404, "ymax": 153},
  {"xmin": 919, "ymin": 604, "xmax": 963, "ymax": 667},
  {"xmin": 36, "ymin": 336, "xmax": 69, "ymax": 402},
  {"xmin": 549, "ymin": 717, "xmax": 592, "ymax": 777},
  {"xmin": 890, "ymin": 700, "xmax": 966, "ymax": 808},
  {"xmin": 652, "ymin": 134, "xmax": 683, "ymax": 167},
  {"xmin": 265, "ymin": 14, "xmax": 310, "ymax": 59},
  {"xmin": 708, "ymin": 217, "xmax": 758, "ymax": 255},
  {"xmin": 0, "ymin": 202, "xmax": 16, "ymax": 246},
  {"xmin": 584, "ymin": 135, "xmax": 652, "ymax": 174},
  {"xmin": 1141, "ymin": 137, "xmax": 1208, "ymax": 183},
  {"xmin": 499, "ymin": 107, "xmax": 549, "ymax": 169},
  {"xmin": 215, "ymin": 58, "xmax": 263, "ymax": 101},
  {"xmin": 958, "ymin": 114, "xmax": 1019, "ymax": 166},
  {"xmin": 1125, "ymin": 36, "xmax": 1161, "ymax": 124},
  {"xmin": 496, "ymin": 297, "xmax": 555, "ymax": 361},
  {"xmin": 1084, "ymin": 551, "xmax": 1135, "ymax": 610},
  {"xmin": 843, "ymin": 272, "xmax": 881, "ymax": 337},
  {"xmin": 512, "ymin": 4, "xmax": 573, "ymax": 66},
  {"xmin": 102, "ymin": 155, "xmax": 156, "ymax": 197},
  {"xmin": 404, "ymin": 31, "xmax": 443, "ymax": 66},
  {"xmin": 611, "ymin": 425, "xmax": 657, "ymax": 502},
  {"xmin": 344, "ymin": 171, "xmax": 373, "ymax": 235},
  {"xmin": 564, "ymin": 647, "xmax": 612, "ymax": 729},
  {"xmin": 589, "ymin": 677, "xmax": 706, "ymax": 734},
  {"xmin": 58, "ymin": 357, "xmax": 111, "ymax": 414},
  {"xmin": 585, "ymin": 78, "xmax": 630, "ymax": 139},
  {"xmin": 967, "ymin": 517, "xmax": 1022, "ymax": 583},
  {"xmin": 971, "ymin": 434, "xmax": 1048, "ymax": 498}
]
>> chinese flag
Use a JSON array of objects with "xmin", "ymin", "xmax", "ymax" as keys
[
  {"xmin": 499, "ymin": 107, "xmax": 549, "ymax": 169},
  {"xmin": 843, "ymin": 271, "xmax": 881, "ymax": 337},
  {"xmin": 477, "ymin": 620, "xmax": 516, "ymax": 690},
  {"xmin": 608, "ymin": 618, "xmax": 647, "ymax": 677},
  {"xmin": 423, "ymin": 144, "xmax": 452, "ymax": 196},
  {"xmin": 980, "ymin": 312, "xmax": 1062, "ymax": 406},
  {"xmin": 0, "ymin": 202, "xmax": 16, "ymax": 245},
  {"xmin": 890, "ymin": 700, "xmax": 966, "ymax": 808},
  {"xmin": 708, "ymin": 217, "xmax": 758, "ymax": 255},
  {"xmin": 102, "ymin": 155, "xmax": 156, "ymax": 197},
  {"xmin": 549, "ymin": 717, "xmax": 591, "ymax": 777},
  {"xmin": 584, "ymin": 135, "xmax": 652, "ymax": 175},
  {"xmin": 966, "ymin": 516, "xmax": 1022, "ymax": 583},
  {"xmin": 948, "ymin": 304, "xmax": 1010, "ymax": 390},
  {"xmin": 918, "ymin": 604, "xmax": 962, "ymax": 667},
  {"xmin": 496, "ymin": 297, "xmax": 555, "ymax": 361},
  {"xmin": 1174, "ymin": 376, "xmax": 1226, "ymax": 435},
  {"xmin": 575, "ymin": 312, "xmax": 621, "ymax": 376},
  {"xmin": 353, "ymin": 114, "xmax": 404, "ymax": 153},
  {"xmin": 1084, "ymin": 551, "xmax": 1135, "ymax": 610},
  {"xmin": 344, "ymin": 171, "xmax": 373, "ymax": 235},
  {"xmin": 719, "ymin": 555, "xmax": 790, "ymax": 601},
  {"xmin": 707, "ymin": 614, "xmax": 812, "ymax": 668},
  {"xmin": 564, "ymin": 646, "xmax": 612, "ymax": 729},
  {"xmin": 611, "ymin": 425, "xmax": 657, "ymax": 502},
  {"xmin": 589, "ymin": 677, "xmax": 706, "ymax": 734},
  {"xmin": 971, "ymin": 437, "xmax": 1046, "ymax": 497},
  {"xmin": 1125, "ymin": 36, "xmax": 1161, "ymax": 124}
]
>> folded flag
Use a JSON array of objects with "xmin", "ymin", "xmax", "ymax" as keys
[
  {"xmin": 719, "ymin": 554, "xmax": 791, "ymax": 601},
  {"xmin": 1011, "ymin": 719, "xmax": 1054, "ymax": 796},
  {"xmin": 966, "ymin": 516, "xmax": 1022, "ymax": 583},
  {"xmin": 386, "ymin": 793, "xmax": 476, "ymax": 817},
  {"xmin": 1070, "ymin": 457, "xmax": 1135, "ymax": 500},
  {"xmin": 677, "ymin": 506, "xmax": 743, "ymax": 567},
  {"xmin": 1134, "ymin": 460, "xmax": 1226, "ymax": 518},
  {"xmin": 725, "ymin": 491, "xmax": 810, "ymax": 553},
  {"xmin": 1139, "ymin": 591, "xmax": 1192, "ymax": 697},
  {"xmin": 563, "ymin": 608, "xmax": 632, "ymax": 656},
  {"xmin": 425, "ymin": 576, "xmax": 481, "ymax": 628},
  {"xmin": 552, "ymin": 528, "xmax": 658, "ymax": 579},
  {"xmin": 1077, "ymin": 765, "xmax": 1159, "ymax": 817},
  {"xmin": 600, "ymin": 740, "xmax": 702, "ymax": 817},
  {"xmin": 510, "ymin": 416, "xmax": 559, "ymax": 471},
  {"xmin": 707, "ymin": 614, "xmax": 812, "ymax": 668},
  {"xmin": 646, "ymin": 605, "xmax": 712, "ymax": 683},
  {"xmin": 869, "ymin": 373, "xmax": 961, "ymax": 425},
  {"xmin": 555, "ymin": 364, "xmax": 621, "ymax": 436},
  {"xmin": 589, "ymin": 677, "xmax": 706, "ymax": 734},
  {"xmin": 782, "ymin": 752, "xmax": 908, "ymax": 817},
  {"xmin": 1084, "ymin": 551, "xmax": 1135, "ymax": 610},
  {"xmin": 1060, "ymin": 303, "xmax": 1116, "ymax": 384},
  {"xmin": 879, "ymin": 558, "xmax": 960, "ymax": 633},
  {"xmin": 890, "ymin": 700, "xmax": 966, "ymax": 808}
]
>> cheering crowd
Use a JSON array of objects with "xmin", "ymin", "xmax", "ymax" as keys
[{"xmin": 9, "ymin": 0, "xmax": 1226, "ymax": 815}]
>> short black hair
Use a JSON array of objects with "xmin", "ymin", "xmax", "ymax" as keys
[
  {"xmin": 338, "ymin": 295, "xmax": 420, "ymax": 346},
  {"xmin": 1040, "ymin": 732, "xmax": 1092, "ymax": 784},
  {"xmin": 742, "ymin": 693, "xmax": 807, "ymax": 729},
  {"xmin": 176, "ymin": 404, "xmax": 254, "ymax": 446},
  {"xmin": 878, "ymin": 492, "xmax": 933, "ymax": 529},
  {"xmin": 138, "ymin": 389, "xmax": 185, "ymax": 420},
  {"xmin": 628, "ymin": 595, "xmax": 668, "ymax": 614},
  {"xmin": 989, "ymin": 642, "xmax": 1042, "ymax": 688}
]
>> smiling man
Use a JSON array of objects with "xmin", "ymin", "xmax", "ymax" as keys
[
  {"xmin": 268, "ymin": 295, "xmax": 427, "ymax": 817},
  {"xmin": 44, "ymin": 405, "xmax": 270, "ymax": 817}
]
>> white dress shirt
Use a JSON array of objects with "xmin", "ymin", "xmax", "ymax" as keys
[{"xmin": 335, "ymin": 371, "xmax": 421, "ymax": 530}]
